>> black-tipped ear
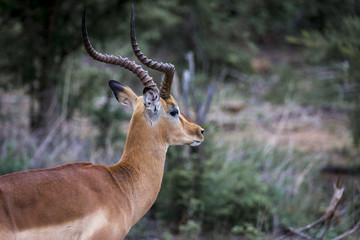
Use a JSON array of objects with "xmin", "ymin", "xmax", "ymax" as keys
[
  {"xmin": 108, "ymin": 80, "xmax": 138, "ymax": 109},
  {"xmin": 109, "ymin": 80, "xmax": 124, "ymax": 101}
]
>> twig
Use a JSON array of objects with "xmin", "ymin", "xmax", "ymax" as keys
[
  {"xmin": 30, "ymin": 113, "xmax": 66, "ymax": 168},
  {"xmin": 185, "ymin": 51, "xmax": 199, "ymax": 111},
  {"xmin": 325, "ymin": 182, "xmax": 344, "ymax": 219},
  {"xmin": 275, "ymin": 234, "xmax": 287, "ymax": 240},
  {"xmin": 182, "ymin": 69, "xmax": 191, "ymax": 116},
  {"xmin": 331, "ymin": 220, "xmax": 360, "ymax": 240},
  {"xmin": 317, "ymin": 219, "xmax": 331, "ymax": 239},
  {"xmin": 286, "ymin": 227, "xmax": 313, "ymax": 240},
  {"xmin": 311, "ymin": 221, "xmax": 325, "ymax": 238},
  {"xmin": 276, "ymin": 182, "xmax": 344, "ymax": 240},
  {"xmin": 298, "ymin": 215, "xmax": 326, "ymax": 232},
  {"xmin": 198, "ymin": 83, "xmax": 214, "ymax": 124}
]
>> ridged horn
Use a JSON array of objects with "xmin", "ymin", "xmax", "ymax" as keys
[
  {"xmin": 82, "ymin": 7, "xmax": 159, "ymax": 92},
  {"xmin": 130, "ymin": 5, "xmax": 175, "ymax": 99}
]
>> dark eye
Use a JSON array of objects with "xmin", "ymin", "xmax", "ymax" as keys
[{"xmin": 170, "ymin": 108, "xmax": 179, "ymax": 117}]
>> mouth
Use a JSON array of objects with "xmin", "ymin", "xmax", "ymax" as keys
[{"xmin": 190, "ymin": 141, "xmax": 202, "ymax": 146}]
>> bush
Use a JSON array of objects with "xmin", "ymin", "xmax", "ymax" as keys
[
  {"xmin": 153, "ymin": 132, "xmax": 272, "ymax": 235},
  {"xmin": 179, "ymin": 220, "xmax": 201, "ymax": 239},
  {"xmin": 199, "ymin": 157, "xmax": 271, "ymax": 232}
]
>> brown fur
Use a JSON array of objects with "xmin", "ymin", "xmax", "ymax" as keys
[{"xmin": 0, "ymin": 85, "xmax": 203, "ymax": 239}]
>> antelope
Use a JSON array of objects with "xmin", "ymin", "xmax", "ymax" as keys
[{"xmin": 0, "ymin": 7, "xmax": 204, "ymax": 240}]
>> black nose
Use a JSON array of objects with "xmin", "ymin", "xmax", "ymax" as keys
[{"xmin": 201, "ymin": 129, "xmax": 205, "ymax": 135}]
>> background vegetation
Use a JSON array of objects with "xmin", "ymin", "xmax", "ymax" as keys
[{"xmin": 0, "ymin": 0, "xmax": 359, "ymax": 239}]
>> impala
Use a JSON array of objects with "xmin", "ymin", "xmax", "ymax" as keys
[{"xmin": 0, "ymin": 7, "xmax": 204, "ymax": 240}]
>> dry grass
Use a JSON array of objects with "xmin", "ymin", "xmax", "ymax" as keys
[
  {"xmin": 0, "ymin": 91, "xmax": 126, "ymax": 170},
  {"xmin": 208, "ymin": 99, "xmax": 351, "ymax": 153}
]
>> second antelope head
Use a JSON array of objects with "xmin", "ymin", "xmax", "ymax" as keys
[{"xmin": 82, "ymin": 7, "xmax": 204, "ymax": 148}]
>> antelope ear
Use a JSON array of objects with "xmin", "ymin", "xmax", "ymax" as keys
[
  {"xmin": 109, "ymin": 80, "xmax": 138, "ymax": 109},
  {"xmin": 143, "ymin": 87, "xmax": 160, "ymax": 120}
]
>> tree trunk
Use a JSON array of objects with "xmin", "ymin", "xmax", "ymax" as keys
[{"xmin": 30, "ymin": 58, "xmax": 60, "ymax": 140}]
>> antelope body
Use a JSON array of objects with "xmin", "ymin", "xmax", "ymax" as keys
[{"xmin": 0, "ymin": 7, "xmax": 204, "ymax": 240}]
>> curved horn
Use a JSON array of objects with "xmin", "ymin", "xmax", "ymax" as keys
[
  {"xmin": 130, "ymin": 6, "xmax": 175, "ymax": 99},
  {"xmin": 82, "ymin": 7, "xmax": 159, "ymax": 92}
]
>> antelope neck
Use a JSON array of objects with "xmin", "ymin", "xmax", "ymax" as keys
[{"xmin": 109, "ymin": 117, "xmax": 167, "ymax": 225}]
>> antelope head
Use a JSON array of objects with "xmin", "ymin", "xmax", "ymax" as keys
[{"xmin": 82, "ymin": 7, "xmax": 204, "ymax": 148}]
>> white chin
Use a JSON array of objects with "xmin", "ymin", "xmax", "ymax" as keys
[{"xmin": 190, "ymin": 141, "xmax": 202, "ymax": 146}]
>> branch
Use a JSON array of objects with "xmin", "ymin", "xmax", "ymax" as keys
[
  {"xmin": 325, "ymin": 182, "xmax": 344, "ymax": 219},
  {"xmin": 297, "ymin": 215, "xmax": 326, "ymax": 232},
  {"xmin": 318, "ymin": 220, "xmax": 331, "ymax": 239},
  {"xmin": 285, "ymin": 227, "xmax": 313, "ymax": 240},
  {"xmin": 276, "ymin": 182, "xmax": 344, "ymax": 240},
  {"xmin": 182, "ymin": 69, "xmax": 191, "ymax": 117},
  {"xmin": 331, "ymin": 221, "xmax": 360, "ymax": 240},
  {"xmin": 200, "ymin": 83, "xmax": 215, "ymax": 124},
  {"xmin": 197, "ymin": 68, "xmax": 228, "ymax": 124},
  {"xmin": 183, "ymin": 51, "xmax": 201, "ymax": 117},
  {"xmin": 30, "ymin": 113, "xmax": 66, "ymax": 168},
  {"xmin": 185, "ymin": 51, "xmax": 200, "ymax": 110}
]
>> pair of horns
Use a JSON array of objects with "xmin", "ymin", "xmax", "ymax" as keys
[{"xmin": 82, "ymin": 6, "xmax": 175, "ymax": 99}]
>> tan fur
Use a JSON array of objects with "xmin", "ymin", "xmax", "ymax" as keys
[{"xmin": 0, "ymin": 86, "xmax": 203, "ymax": 240}]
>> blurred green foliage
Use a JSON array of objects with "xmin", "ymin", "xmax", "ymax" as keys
[
  {"xmin": 154, "ymin": 131, "xmax": 272, "ymax": 236},
  {"xmin": 259, "ymin": 62, "xmax": 348, "ymax": 107},
  {"xmin": 287, "ymin": 15, "xmax": 360, "ymax": 146},
  {"xmin": 0, "ymin": 0, "xmax": 129, "ymax": 133},
  {"xmin": 179, "ymin": 220, "xmax": 201, "ymax": 239},
  {"xmin": 0, "ymin": 141, "xmax": 31, "ymax": 175},
  {"xmin": 90, "ymin": 91, "xmax": 128, "ymax": 150},
  {"xmin": 1, "ymin": 0, "xmax": 359, "ymax": 141},
  {"xmin": 200, "ymin": 157, "xmax": 270, "ymax": 230}
]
